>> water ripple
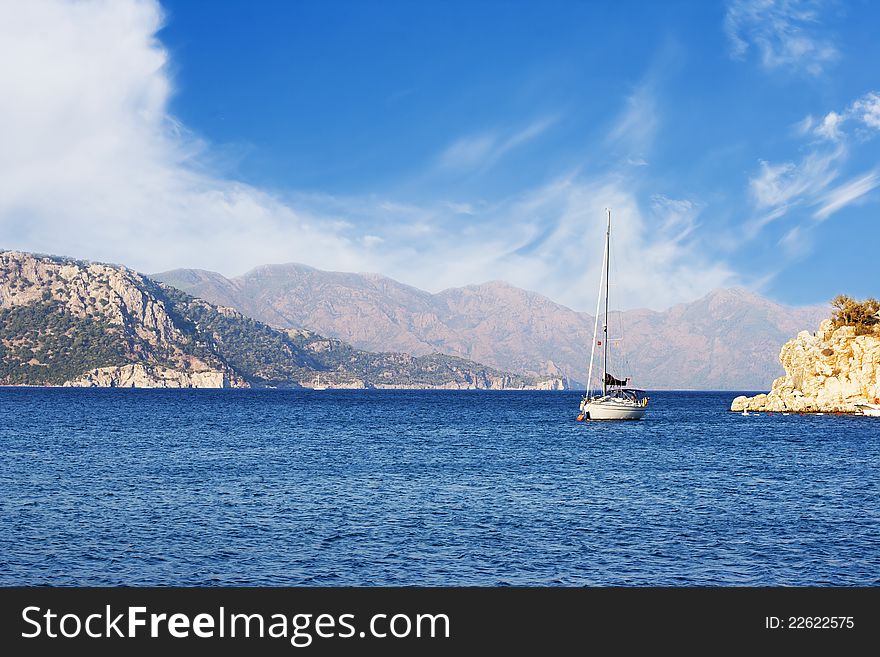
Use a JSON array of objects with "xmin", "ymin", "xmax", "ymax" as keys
[{"xmin": 0, "ymin": 388, "xmax": 878, "ymax": 586}]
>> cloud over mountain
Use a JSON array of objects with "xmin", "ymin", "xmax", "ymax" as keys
[{"xmin": 0, "ymin": 0, "xmax": 741, "ymax": 313}]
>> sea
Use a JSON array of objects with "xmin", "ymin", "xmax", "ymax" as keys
[{"xmin": 1, "ymin": 388, "xmax": 877, "ymax": 586}]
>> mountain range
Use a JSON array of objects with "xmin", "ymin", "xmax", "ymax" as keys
[
  {"xmin": 154, "ymin": 264, "xmax": 830, "ymax": 390},
  {"xmin": 0, "ymin": 251, "xmax": 558, "ymax": 389}
]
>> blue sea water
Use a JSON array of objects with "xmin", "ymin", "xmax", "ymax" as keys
[{"xmin": 0, "ymin": 388, "xmax": 878, "ymax": 586}]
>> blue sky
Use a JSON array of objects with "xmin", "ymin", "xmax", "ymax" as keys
[{"xmin": 1, "ymin": 0, "xmax": 878, "ymax": 310}]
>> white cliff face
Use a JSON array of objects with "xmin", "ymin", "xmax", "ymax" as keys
[
  {"xmin": 65, "ymin": 364, "xmax": 233, "ymax": 388},
  {"xmin": 731, "ymin": 319, "xmax": 880, "ymax": 412}
]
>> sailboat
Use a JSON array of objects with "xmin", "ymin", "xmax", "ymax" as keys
[
  {"xmin": 578, "ymin": 209, "xmax": 649, "ymax": 421},
  {"xmin": 855, "ymin": 401, "xmax": 880, "ymax": 417}
]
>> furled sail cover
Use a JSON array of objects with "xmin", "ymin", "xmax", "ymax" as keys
[{"xmin": 604, "ymin": 373, "xmax": 627, "ymax": 387}]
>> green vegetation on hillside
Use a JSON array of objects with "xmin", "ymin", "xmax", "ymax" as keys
[
  {"xmin": 0, "ymin": 302, "xmax": 126, "ymax": 384},
  {"xmin": 160, "ymin": 286, "xmax": 321, "ymax": 384},
  {"xmin": 831, "ymin": 295, "xmax": 880, "ymax": 335}
]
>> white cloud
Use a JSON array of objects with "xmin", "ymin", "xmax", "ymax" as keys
[
  {"xmin": 749, "ymin": 148, "xmax": 841, "ymax": 209},
  {"xmin": 361, "ymin": 235, "xmax": 384, "ymax": 248},
  {"xmin": 748, "ymin": 146, "xmax": 877, "ymax": 225},
  {"xmin": 779, "ymin": 224, "xmax": 812, "ymax": 257},
  {"xmin": 853, "ymin": 92, "xmax": 880, "ymax": 129},
  {"xmin": 810, "ymin": 91, "xmax": 880, "ymax": 142},
  {"xmin": 319, "ymin": 178, "xmax": 735, "ymax": 311},
  {"xmin": 436, "ymin": 134, "xmax": 497, "ymax": 171},
  {"xmin": 606, "ymin": 84, "xmax": 657, "ymax": 161},
  {"xmin": 814, "ymin": 111, "xmax": 843, "ymax": 141},
  {"xmin": 746, "ymin": 90, "xmax": 880, "ymax": 235},
  {"xmin": 435, "ymin": 116, "xmax": 557, "ymax": 173},
  {"xmin": 742, "ymin": 205, "xmax": 791, "ymax": 239},
  {"xmin": 444, "ymin": 201, "xmax": 477, "ymax": 215},
  {"xmin": 745, "ymin": 87, "xmax": 880, "ymax": 242},
  {"xmin": 794, "ymin": 115, "xmax": 815, "ymax": 136},
  {"xmin": 0, "ymin": 0, "xmax": 735, "ymax": 313},
  {"xmin": 650, "ymin": 195, "xmax": 699, "ymax": 242},
  {"xmin": 813, "ymin": 172, "xmax": 879, "ymax": 220},
  {"xmin": 724, "ymin": 0, "xmax": 838, "ymax": 75},
  {"xmin": 0, "ymin": 0, "xmax": 373, "ymax": 275}
]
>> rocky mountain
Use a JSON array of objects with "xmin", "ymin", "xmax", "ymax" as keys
[
  {"xmin": 731, "ymin": 319, "xmax": 880, "ymax": 412},
  {"xmin": 155, "ymin": 264, "xmax": 829, "ymax": 389},
  {"xmin": 0, "ymin": 251, "xmax": 560, "ymax": 389}
]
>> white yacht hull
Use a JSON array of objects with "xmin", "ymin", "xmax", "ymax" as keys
[
  {"xmin": 581, "ymin": 399, "xmax": 646, "ymax": 421},
  {"xmin": 856, "ymin": 403, "xmax": 880, "ymax": 417}
]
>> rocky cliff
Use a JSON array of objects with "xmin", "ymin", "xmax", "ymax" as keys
[
  {"xmin": 1, "ymin": 251, "xmax": 244, "ymax": 387},
  {"xmin": 731, "ymin": 319, "xmax": 880, "ymax": 412},
  {"xmin": 65, "ymin": 364, "xmax": 233, "ymax": 388},
  {"xmin": 1, "ymin": 251, "xmax": 560, "ymax": 389}
]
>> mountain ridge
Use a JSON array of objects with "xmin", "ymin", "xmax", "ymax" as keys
[
  {"xmin": 0, "ymin": 251, "xmax": 561, "ymax": 390},
  {"xmin": 154, "ymin": 263, "xmax": 829, "ymax": 390}
]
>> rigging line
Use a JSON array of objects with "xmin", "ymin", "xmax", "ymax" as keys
[{"xmin": 606, "ymin": 220, "xmax": 632, "ymax": 382}]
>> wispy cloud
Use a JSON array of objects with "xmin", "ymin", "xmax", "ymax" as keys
[
  {"xmin": 747, "ymin": 146, "xmax": 877, "ymax": 228},
  {"xmin": 813, "ymin": 172, "xmax": 879, "ymax": 220},
  {"xmin": 444, "ymin": 201, "xmax": 478, "ymax": 215},
  {"xmin": 741, "ymin": 205, "xmax": 791, "ymax": 240},
  {"xmin": 606, "ymin": 83, "xmax": 657, "ymax": 162},
  {"xmin": 779, "ymin": 224, "xmax": 812, "ymax": 257},
  {"xmin": 724, "ymin": 0, "xmax": 838, "ymax": 75},
  {"xmin": 744, "ymin": 89, "xmax": 880, "ymax": 247},
  {"xmin": 283, "ymin": 174, "xmax": 736, "ymax": 311},
  {"xmin": 746, "ymin": 89, "xmax": 880, "ymax": 236},
  {"xmin": 650, "ymin": 195, "xmax": 700, "ymax": 243},
  {"xmin": 436, "ymin": 116, "xmax": 558, "ymax": 173},
  {"xmin": 749, "ymin": 147, "xmax": 841, "ymax": 209},
  {"xmin": 436, "ymin": 134, "xmax": 495, "ymax": 171}
]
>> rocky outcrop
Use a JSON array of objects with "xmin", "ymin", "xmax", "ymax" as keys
[
  {"xmin": 4, "ymin": 251, "xmax": 178, "ymax": 345},
  {"xmin": 65, "ymin": 364, "xmax": 234, "ymax": 388},
  {"xmin": 731, "ymin": 320, "xmax": 880, "ymax": 412},
  {"xmin": 0, "ymin": 251, "xmax": 239, "ymax": 384}
]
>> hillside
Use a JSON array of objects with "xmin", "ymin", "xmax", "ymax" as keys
[
  {"xmin": 155, "ymin": 264, "xmax": 828, "ymax": 389},
  {"xmin": 0, "ymin": 251, "xmax": 560, "ymax": 389}
]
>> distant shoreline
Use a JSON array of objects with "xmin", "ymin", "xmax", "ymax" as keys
[{"xmin": 0, "ymin": 385, "xmax": 766, "ymax": 393}]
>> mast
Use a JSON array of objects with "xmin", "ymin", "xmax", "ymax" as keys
[
  {"xmin": 585, "ymin": 229, "xmax": 606, "ymax": 401},
  {"xmin": 602, "ymin": 208, "xmax": 611, "ymax": 396}
]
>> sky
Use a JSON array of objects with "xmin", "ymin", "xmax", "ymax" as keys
[{"xmin": 0, "ymin": 0, "xmax": 878, "ymax": 311}]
